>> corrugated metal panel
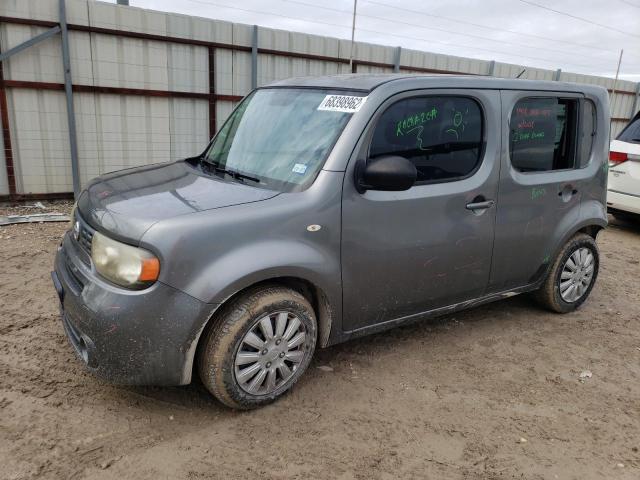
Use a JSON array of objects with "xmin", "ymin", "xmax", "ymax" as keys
[
  {"xmin": 6, "ymin": 88, "xmax": 194, "ymax": 194},
  {"xmin": 166, "ymin": 12, "xmax": 233, "ymax": 44},
  {"xmin": 0, "ymin": 0, "xmax": 88, "ymax": 25},
  {"xmin": 0, "ymin": 25, "xmax": 94, "ymax": 85},
  {"xmin": 232, "ymin": 51, "xmax": 252, "ymax": 97},
  {"xmin": 257, "ymin": 27, "xmax": 344, "ymax": 86},
  {"xmin": 353, "ymin": 41, "xmax": 395, "ymax": 65},
  {"xmin": 168, "ymin": 98, "xmax": 208, "ymax": 159},
  {"xmin": 215, "ymin": 101, "xmax": 235, "ymax": 132},
  {"xmin": 90, "ymin": 94, "xmax": 171, "ymax": 178},
  {"xmin": 399, "ymin": 48, "xmax": 489, "ymax": 75},
  {"xmin": 166, "ymin": 43, "xmax": 208, "ymax": 94},
  {"xmin": 232, "ymin": 23, "xmax": 253, "ymax": 48},
  {"xmin": 258, "ymin": 56, "xmax": 342, "ymax": 86},
  {"xmin": 88, "ymin": 1, "xmax": 168, "ymax": 37},
  {"xmin": 89, "ymin": 33, "xmax": 169, "ymax": 90},
  {"xmin": 9, "ymin": 89, "xmax": 75, "ymax": 193},
  {"xmin": 611, "ymin": 122, "xmax": 625, "ymax": 138},
  {"xmin": 215, "ymin": 49, "xmax": 233, "ymax": 96}
]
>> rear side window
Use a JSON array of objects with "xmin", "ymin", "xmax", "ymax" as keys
[
  {"xmin": 369, "ymin": 96, "xmax": 484, "ymax": 184},
  {"xmin": 510, "ymin": 97, "xmax": 578, "ymax": 172},
  {"xmin": 617, "ymin": 112, "xmax": 640, "ymax": 144}
]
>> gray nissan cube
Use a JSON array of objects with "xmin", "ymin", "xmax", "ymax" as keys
[{"xmin": 52, "ymin": 74, "xmax": 609, "ymax": 409}]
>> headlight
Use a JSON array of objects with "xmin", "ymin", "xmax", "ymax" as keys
[{"xmin": 91, "ymin": 232, "xmax": 160, "ymax": 288}]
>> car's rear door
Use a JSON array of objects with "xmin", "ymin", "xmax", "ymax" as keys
[{"xmin": 490, "ymin": 90, "xmax": 587, "ymax": 292}]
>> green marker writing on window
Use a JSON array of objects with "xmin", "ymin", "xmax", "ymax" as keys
[
  {"xmin": 445, "ymin": 108, "xmax": 468, "ymax": 140},
  {"xmin": 395, "ymin": 107, "xmax": 438, "ymax": 136}
]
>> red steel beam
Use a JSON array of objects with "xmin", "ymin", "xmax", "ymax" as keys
[
  {"xmin": 0, "ymin": 192, "xmax": 74, "ymax": 202},
  {"xmin": 2, "ymin": 80, "xmax": 242, "ymax": 102}
]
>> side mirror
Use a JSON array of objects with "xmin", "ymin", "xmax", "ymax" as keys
[{"xmin": 355, "ymin": 156, "xmax": 417, "ymax": 193}]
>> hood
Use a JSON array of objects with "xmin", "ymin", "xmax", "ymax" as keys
[{"xmin": 77, "ymin": 160, "xmax": 279, "ymax": 243}]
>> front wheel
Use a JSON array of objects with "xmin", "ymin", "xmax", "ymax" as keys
[
  {"xmin": 198, "ymin": 285, "xmax": 317, "ymax": 409},
  {"xmin": 534, "ymin": 233, "xmax": 599, "ymax": 313}
]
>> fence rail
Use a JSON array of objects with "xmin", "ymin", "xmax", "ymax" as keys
[{"xmin": 0, "ymin": 0, "xmax": 638, "ymax": 200}]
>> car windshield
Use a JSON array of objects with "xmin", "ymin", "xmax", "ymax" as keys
[
  {"xmin": 203, "ymin": 88, "xmax": 365, "ymax": 191},
  {"xmin": 617, "ymin": 113, "xmax": 640, "ymax": 144}
]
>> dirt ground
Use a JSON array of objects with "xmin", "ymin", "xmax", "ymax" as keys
[{"xmin": 1, "ymin": 201, "xmax": 639, "ymax": 480}]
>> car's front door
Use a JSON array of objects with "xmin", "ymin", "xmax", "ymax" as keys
[{"xmin": 341, "ymin": 90, "xmax": 501, "ymax": 332}]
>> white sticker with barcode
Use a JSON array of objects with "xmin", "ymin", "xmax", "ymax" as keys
[{"xmin": 317, "ymin": 95, "xmax": 367, "ymax": 113}]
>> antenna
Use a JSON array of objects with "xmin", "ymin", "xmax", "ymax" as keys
[{"xmin": 516, "ymin": 68, "xmax": 526, "ymax": 79}]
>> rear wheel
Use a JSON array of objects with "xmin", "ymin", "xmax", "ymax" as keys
[
  {"xmin": 534, "ymin": 233, "xmax": 599, "ymax": 313},
  {"xmin": 198, "ymin": 285, "xmax": 317, "ymax": 409}
]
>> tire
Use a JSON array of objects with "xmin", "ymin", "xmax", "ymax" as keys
[
  {"xmin": 198, "ymin": 285, "xmax": 317, "ymax": 409},
  {"xmin": 534, "ymin": 233, "xmax": 599, "ymax": 313}
]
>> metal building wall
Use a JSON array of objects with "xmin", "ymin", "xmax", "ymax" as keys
[{"xmin": 0, "ymin": 0, "xmax": 638, "ymax": 197}]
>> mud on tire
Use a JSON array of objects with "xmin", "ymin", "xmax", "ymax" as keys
[
  {"xmin": 198, "ymin": 285, "xmax": 317, "ymax": 410},
  {"xmin": 534, "ymin": 233, "xmax": 599, "ymax": 313}
]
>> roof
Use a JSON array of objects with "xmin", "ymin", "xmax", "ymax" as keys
[
  {"xmin": 267, "ymin": 74, "xmax": 420, "ymax": 91},
  {"xmin": 266, "ymin": 73, "xmax": 607, "ymax": 95}
]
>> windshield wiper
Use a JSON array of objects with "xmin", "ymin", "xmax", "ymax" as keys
[{"xmin": 201, "ymin": 159, "xmax": 260, "ymax": 183}]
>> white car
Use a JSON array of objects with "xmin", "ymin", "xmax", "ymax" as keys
[{"xmin": 608, "ymin": 112, "xmax": 640, "ymax": 219}]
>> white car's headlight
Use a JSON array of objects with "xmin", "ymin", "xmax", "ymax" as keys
[{"xmin": 91, "ymin": 232, "xmax": 160, "ymax": 288}]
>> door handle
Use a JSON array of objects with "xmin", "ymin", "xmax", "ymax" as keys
[
  {"xmin": 558, "ymin": 184, "xmax": 578, "ymax": 203},
  {"xmin": 465, "ymin": 199, "xmax": 495, "ymax": 210}
]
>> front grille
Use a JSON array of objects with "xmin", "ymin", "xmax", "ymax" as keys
[
  {"xmin": 62, "ymin": 247, "xmax": 85, "ymax": 294},
  {"xmin": 70, "ymin": 213, "xmax": 94, "ymax": 267},
  {"xmin": 77, "ymin": 223, "xmax": 94, "ymax": 254}
]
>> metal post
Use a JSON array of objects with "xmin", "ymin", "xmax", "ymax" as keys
[
  {"xmin": 610, "ymin": 49, "xmax": 624, "ymax": 116},
  {"xmin": 553, "ymin": 68, "xmax": 561, "ymax": 81},
  {"xmin": 208, "ymin": 46, "xmax": 216, "ymax": 138},
  {"xmin": 348, "ymin": 0, "xmax": 357, "ymax": 71},
  {"xmin": 393, "ymin": 46, "xmax": 401, "ymax": 73},
  {"xmin": 59, "ymin": 0, "xmax": 81, "ymax": 198},
  {"xmin": 251, "ymin": 25, "xmax": 258, "ymax": 90},
  {"xmin": 487, "ymin": 60, "xmax": 495, "ymax": 76}
]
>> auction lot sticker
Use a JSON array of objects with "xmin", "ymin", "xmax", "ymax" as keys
[{"xmin": 317, "ymin": 95, "xmax": 367, "ymax": 113}]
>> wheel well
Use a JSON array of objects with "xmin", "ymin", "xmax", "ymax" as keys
[
  {"xmin": 577, "ymin": 224, "xmax": 603, "ymax": 240},
  {"xmin": 264, "ymin": 277, "xmax": 334, "ymax": 348},
  {"xmin": 191, "ymin": 277, "xmax": 334, "ymax": 381}
]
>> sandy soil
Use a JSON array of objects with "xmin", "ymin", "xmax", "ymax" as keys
[{"xmin": 1, "ymin": 202, "xmax": 639, "ymax": 479}]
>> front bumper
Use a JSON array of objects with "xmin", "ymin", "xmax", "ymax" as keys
[{"xmin": 53, "ymin": 231, "xmax": 216, "ymax": 386}]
